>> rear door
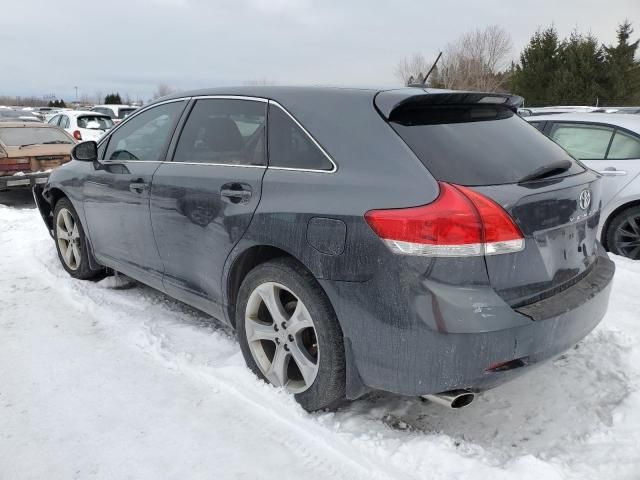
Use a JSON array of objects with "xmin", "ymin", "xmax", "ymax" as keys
[
  {"xmin": 83, "ymin": 100, "xmax": 187, "ymax": 288},
  {"xmin": 149, "ymin": 97, "xmax": 267, "ymax": 316},
  {"xmin": 382, "ymin": 96, "xmax": 601, "ymax": 306},
  {"xmin": 545, "ymin": 121, "xmax": 640, "ymax": 209}
]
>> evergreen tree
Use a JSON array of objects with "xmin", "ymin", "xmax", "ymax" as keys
[
  {"xmin": 602, "ymin": 21, "xmax": 640, "ymax": 105},
  {"xmin": 104, "ymin": 93, "xmax": 123, "ymax": 104},
  {"xmin": 552, "ymin": 32, "xmax": 606, "ymax": 105},
  {"xmin": 510, "ymin": 27, "xmax": 562, "ymax": 106}
]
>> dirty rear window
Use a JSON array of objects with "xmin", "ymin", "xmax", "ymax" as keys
[
  {"xmin": 389, "ymin": 105, "xmax": 584, "ymax": 186},
  {"xmin": 0, "ymin": 127, "xmax": 73, "ymax": 146}
]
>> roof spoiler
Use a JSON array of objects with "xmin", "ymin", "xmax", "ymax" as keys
[{"xmin": 375, "ymin": 90, "xmax": 525, "ymax": 119}]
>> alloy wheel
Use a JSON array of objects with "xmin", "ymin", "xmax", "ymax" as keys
[
  {"xmin": 56, "ymin": 208, "xmax": 82, "ymax": 270},
  {"xmin": 613, "ymin": 214, "xmax": 640, "ymax": 259},
  {"xmin": 244, "ymin": 282, "xmax": 319, "ymax": 393}
]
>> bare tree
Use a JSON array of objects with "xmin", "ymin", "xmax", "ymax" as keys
[
  {"xmin": 436, "ymin": 25, "xmax": 512, "ymax": 91},
  {"xmin": 153, "ymin": 84, "xmax": 177, "ymax": 100},
  {"xmin": 395, "ymin": 53, "xmax": 432, "ymax": 85}
]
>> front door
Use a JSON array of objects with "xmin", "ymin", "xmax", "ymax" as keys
[
  {"xmin": 150, "ymin": 97, "xmax": 267, "ymax": 316},
  {"xmin": 83, "ymin": 100, "xmax": 187, "ymax": 288}
]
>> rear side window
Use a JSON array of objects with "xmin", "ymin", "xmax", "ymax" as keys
[
  {"xmin": 268, "ymin": 105, "xmax": 333, "ymax": 171},
  {"xmin": 608, "ymin": 130, "xmax": 640, "ymax": 159},
  {"xmin": 173, "ymin": 98, "xmax": 266, "ymax": 166},
  {"xmin": 549, "ymin": 123, "xmax": 614, "ymax": 160},
  {"xmin": 389, "ymin": 105, "xmax": 583, "ymax": 186}
]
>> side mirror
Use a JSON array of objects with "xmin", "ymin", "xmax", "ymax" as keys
[{"xmin": 72, "ymin": 141, "xmax": 98, "ymax": 162}]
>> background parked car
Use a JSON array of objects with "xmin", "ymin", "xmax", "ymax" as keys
[
  {"xmin": 0, "ymin": 109, "xmax": 42, "ymax": 123},
  {"xmin": 527, "ymin": 113, "xmax": 640, "ymax": 259},
  {"xmin": 48, "ymin": 110, "xmax": 114, "ymax": 141},
  {"xmin": 90, "ymin": 104, "xmax": 138, "ymax": 125},
  {"xmin": 0, "ymin": 122, "xmax": 74, "ymax": 189}
]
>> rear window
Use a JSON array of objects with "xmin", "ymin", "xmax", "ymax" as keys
[
  {"xmin": 117, "ymin": 108, "xmax": 137, "ymax": 119},
  {"xmin": 0, "ymin": 127, "xmax": 73, "ymax": 146},
  {"xmin": 78, "ymin": 115, "xmax": 114, "ymax": 130},
  {"xmin": 389, "ymin": 105, "xmax": 584, "ymax": 186}
]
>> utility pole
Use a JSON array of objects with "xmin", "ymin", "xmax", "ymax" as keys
[{"xmin": 74, "ymin": 86, "xmax": 78, "ymax": 102}]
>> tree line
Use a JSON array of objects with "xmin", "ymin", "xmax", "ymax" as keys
[{"xmin": 396, "ymin": 21, "xmax": 640, "ymax": 107}]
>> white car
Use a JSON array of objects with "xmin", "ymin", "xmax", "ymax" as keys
[
  {"xmin": 90, "ymin": 104, "xmax": 138, "ymax": 125},
  {"xmin": 48, "ymin": 111, "xmax": 114, "ymax": 142},
  {"xmin": 527, "ymin": 113, "xmax": 640, "ymax": 259}
]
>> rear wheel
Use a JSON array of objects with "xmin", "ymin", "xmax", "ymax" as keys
[
  {"xmin": 606, "ymin": 206, "xmax": 640, "ymax": 260},
  {"xmin": 236, "ymin": 258, "xmax": 346, "ymax": 411},
  {"xmin": 53, "ymin": 198, "xmax": 103, "ymax": 279}
]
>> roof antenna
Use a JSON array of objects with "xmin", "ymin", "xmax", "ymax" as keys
[{"xmin": 422, "ymin": 51, "xmax": 442, "ymax": 86}]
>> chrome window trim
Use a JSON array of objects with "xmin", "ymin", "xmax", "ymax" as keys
[
  {"xmin": 159, "ymin": 161, "xmax": 266, "ymax": 169},
  {"xmin": 268, "ymin": 100, "xmax": 338, "ymax": 174},
  {"xmin": 96, "ymin": 97, "xmax": 192, "ymax": 152},
  {"xmin": 96, "ymin": 94, "xmax": 338, "ymax": 173}
]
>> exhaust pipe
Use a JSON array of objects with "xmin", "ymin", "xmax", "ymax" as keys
[{"xmin": 422, "ymin": 390, "xmax": 475, "ymax": 409}]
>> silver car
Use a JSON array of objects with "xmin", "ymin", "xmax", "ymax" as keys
[{"xmin": 527, "ymin": 113, "xmax": 640, "ymax": 259}]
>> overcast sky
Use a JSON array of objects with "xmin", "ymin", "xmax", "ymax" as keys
[{"xmin": 2, "ymin": 0, "xmax": 638, "ymax": 102}]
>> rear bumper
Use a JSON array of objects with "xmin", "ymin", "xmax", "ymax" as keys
[
  {"xmin": 0, "ymin": 172, "xmax": 50, "ymax": 190},
  {"xmin": 321, "ymin": 247, "xmax": 614, "ymax": 398}
]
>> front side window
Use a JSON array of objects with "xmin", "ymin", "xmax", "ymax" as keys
[
  {"xmin": 104, "ymin": 101, "xmax": 185, "ymax": 161},
  {"xmin": 268, "ymin": 105, "xmax": 333, "ymax": 171},
  {"xmin": 607, "ymin": 130, "xmax": 640, "ymax": 160},
  {"xmin": 549, "ymin": 123, "xmax": 614, "ymax": 160},
  {"xmin": 48, "ymin": 115, "xmax": 61, "ymax": 126},
  {"xmin": 59, "ymin": 116, "xmax": 70, "ymax": 128},
  {"xmin": 173, "ymin": 99, "xmax": 266, "ymax": 165}
]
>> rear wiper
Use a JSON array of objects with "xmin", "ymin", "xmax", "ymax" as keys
[
  {"xmin": 19, "ymin": 143, "xmax": 38, "ymax": 149},
  {"xmin": 518, "ymin": 160, "xmax": 572, "ymax": 183}
]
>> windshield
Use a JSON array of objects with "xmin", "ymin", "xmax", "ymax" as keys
[
  {"xmin": 389, "ymin": 104, "xmax": 585, "ymax": 186},
  {"xmin": 77, "ymin": 115, "xmax": 114, "ymax": 130},
  {"xmin": 117, "ymin": 108, "xmax": 137, "ymax": 119},
  {"xmin": 0, "ymin": 127, "xmax": 73, "ymax": 146}
]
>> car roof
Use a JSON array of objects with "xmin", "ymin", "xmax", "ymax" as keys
[
  {"xmin": 525, "ymin": 112, "xmax": 640, "ymax": 132},
  {"xmin": 156, "ymin": 85, "xmax": 522, "ymax": 115}
]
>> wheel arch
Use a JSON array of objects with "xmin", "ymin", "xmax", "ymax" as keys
[{"xmin": 225, "ymin": 245, "xmax": 314, "ymax": 329}]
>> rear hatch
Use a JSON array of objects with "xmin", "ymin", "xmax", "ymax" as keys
[
  {"xmin": 0, "ymin": 125, "xmax": 73, "ymax": 176},
  {"xmin": 376, "ymin": 89, "xmax": 601, "ymax": 307}
]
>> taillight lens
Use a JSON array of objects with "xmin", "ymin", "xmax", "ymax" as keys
[
  {"xmin": 364, "ymin": 182, "xmax": 524, "ymax": 257},
  {"xmin": 73, "ymin": 130, "xmax": 82, "ymax": 141},
  {"xmin": 0, "ymin": 157, "xmax": 31, "ymax": 173}
]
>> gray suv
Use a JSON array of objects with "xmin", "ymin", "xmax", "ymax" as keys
[{"xmin": 34, "ymin": 87, "xmax": 614, "ymax": 411}]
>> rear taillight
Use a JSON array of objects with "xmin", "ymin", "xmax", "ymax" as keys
[
  {"xmin": 0, "ymin": 157, "xmax": 31, "ymax": 173},
  {"xmin": 73, "ymin": 130, "xmax": 82, "ymax": 141},
  {"xmin": 364, "ymin": 182, "xmax": 524, "ymax": 257}
]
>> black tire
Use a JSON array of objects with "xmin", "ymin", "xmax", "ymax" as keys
[
  {"xmin": 52, "ymin": 197, "xmax": 104, "ymax": 279},
  {"xmin": 236, "ymin": 258, "xmax": 346, "ymax": 411},
  {"xmin": 605, "ymin": 205, "xmax": 640, "ymax": 260}
]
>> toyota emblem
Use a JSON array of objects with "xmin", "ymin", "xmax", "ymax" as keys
[{"xmin": 579, "ymin": 189, "xmax": 591, "ymax": 210}]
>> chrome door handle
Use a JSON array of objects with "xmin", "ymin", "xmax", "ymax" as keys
[
  {"xmin": 129, "ymin": 181, "xmax": 149, "ymax": 193},
  {"xmin": 220, "ymin": 183, "xmax": 252, "ymax": 204},
  {"xmin": 596, "ymin": 168, "xmax": 627, "ymax": 176}
]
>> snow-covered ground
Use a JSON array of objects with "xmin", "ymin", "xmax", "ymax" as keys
[{"xmin": 1, "ymin": 203, "xmax": 639, "ymax": 480}]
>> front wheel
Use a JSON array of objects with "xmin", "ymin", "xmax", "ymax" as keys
[
  {"xmin": 606, "ymin": 206, "xmax": 640, "ymax": 260},
  {"xmin": 236, "ymin": 258, "xmax": 346, "ymax": 411},
  {"xmin": 53, "ymin": 198, "xmax": 103, "ymax": 279}
]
